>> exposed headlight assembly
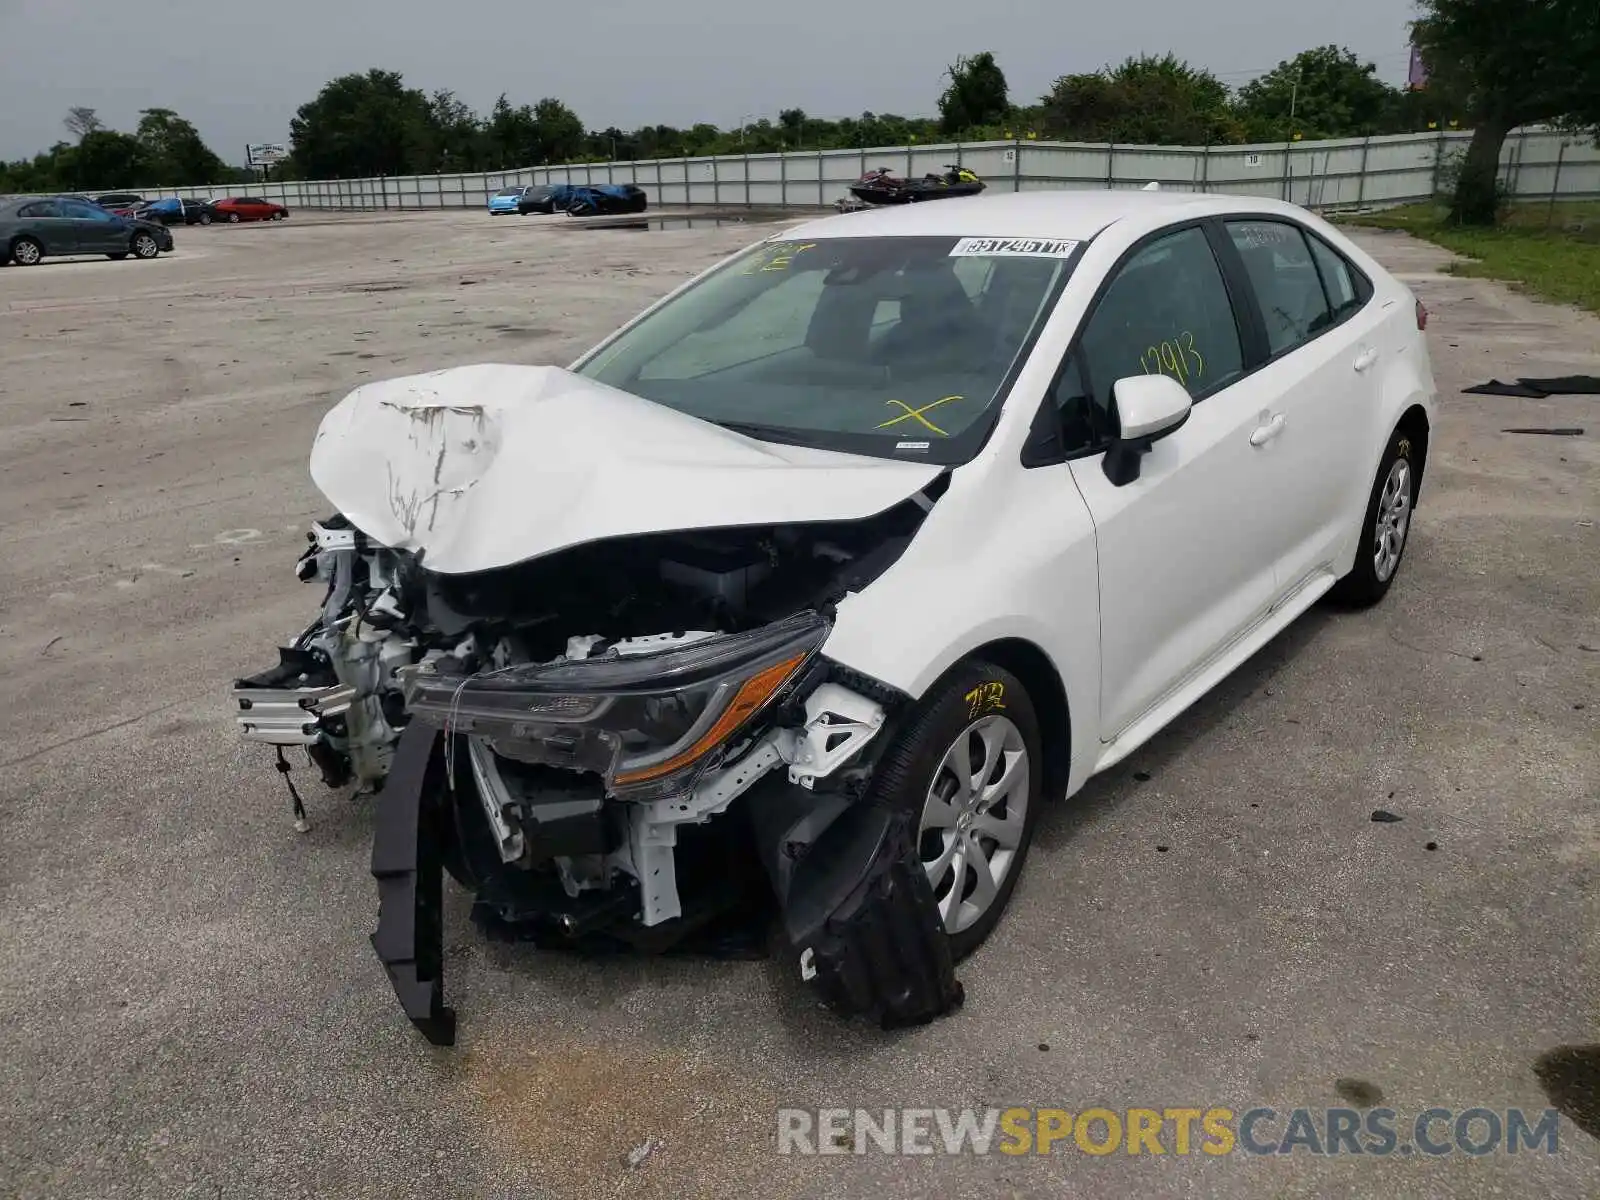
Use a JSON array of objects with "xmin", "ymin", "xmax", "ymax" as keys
[{"xmin": 398, "ymin": 610, "xmax": 829, "ymax": 800}]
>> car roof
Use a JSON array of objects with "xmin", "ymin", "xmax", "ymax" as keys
[{"xmin": 778, "ymin": 188, "xmax": 1322, "ymax": 244}]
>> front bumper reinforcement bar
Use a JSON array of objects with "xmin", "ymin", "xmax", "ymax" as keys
[{"xmin": 369, "ymin": 722, "xmax": 456, "ymax": 1046}]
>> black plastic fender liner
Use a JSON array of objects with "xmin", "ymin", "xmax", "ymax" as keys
[
  {"xmin": 369, "ymin": 722, "xmax": 457, "ymax": 1047},
  {"xmin": 771, "ymin": 794, "xmax": 964, "ymax": 1030}
]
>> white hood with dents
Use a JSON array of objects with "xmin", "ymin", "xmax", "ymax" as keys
[{"xmin": 308, "ymin": 363, "xmax": 944, "ymax": 575}]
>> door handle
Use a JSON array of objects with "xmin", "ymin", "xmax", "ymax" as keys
[
  {"xmin": 1353, "ymin": 348, "xmax": 1379, "ymax": 372},
  {"xmin": 1249, "ymin": 413, "xmax": 1287, "ymax": 447}
]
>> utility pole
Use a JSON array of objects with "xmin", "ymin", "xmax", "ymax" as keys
[{"xmin": 1282, "ymin": 62, "xmax": 1303, "ymax": 202}]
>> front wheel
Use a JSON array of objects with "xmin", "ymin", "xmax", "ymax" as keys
[
  {"xmin": 227, "ymin": 212, "xmax": 241, "ymax": 223},
  {"xmin": 131, "ymin": 232, "xmax": 160, "ymax": 259},
  {"xmin": 867, "ymin": 661, "xmax": 1043, "ymax": 960},
  {"xmin": 199, "ymin": 212, "xmax": 212, "ymax": 225},
  {"xmin": 1329, "ymin": 427, "xmax": 1419, "ymax": 607}
]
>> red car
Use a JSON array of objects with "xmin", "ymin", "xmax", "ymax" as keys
[{"xmin": 212, "ymin": 196, "xmax": 289, "ymax": 223}]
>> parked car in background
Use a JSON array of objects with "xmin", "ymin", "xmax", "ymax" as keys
[
  {"xmin": 1, "ymin": 195, "xmax": 174, "ymax": 264},
  {"xmin": 212, "ymin": 196, "xmax": 289, "ymax": 223},
  {"xmin": 136, "ymin": 197, "xmax": 219, "ymax": 226},
  {"xmin": 563, "ymin": 184, "xmax": 649, "ymax": 215},
  {"xmin": 92, "ymin": 193, "xmax": 146, "ymax": 216},
  {"xmin": 489, "ymin": 185, "xmax": 545, "ymax": 215},
  {"xmin": 488, "ymin": 184, "xmax": 595, "ymax": 215}
]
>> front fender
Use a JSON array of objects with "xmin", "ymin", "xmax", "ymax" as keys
[{"xmin": 819, "ymin": 455, "xmax": 1102, "ymax": 790}]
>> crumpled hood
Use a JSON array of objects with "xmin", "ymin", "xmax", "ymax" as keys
[{"xmin": 308, "ymin": 363, "xmax": 943, "ymax": 574}]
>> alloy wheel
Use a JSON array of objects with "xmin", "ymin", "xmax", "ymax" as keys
[
  {"xmin": 1373, "ymin": 458, "xmax": 1412, "ymax": 583},
  {"xmin": 917, "ymin": 714, "xmax": 1031, "ymax": 935}
]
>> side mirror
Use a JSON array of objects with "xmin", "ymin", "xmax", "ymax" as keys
[{"xmin": 1102, "ymin": 374, "xmax": 1193, "ymax": 486}]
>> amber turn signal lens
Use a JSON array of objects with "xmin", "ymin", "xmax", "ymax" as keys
[{"xmin": 612, "ymin": 651, "xmax": 808, "ymax": 786}]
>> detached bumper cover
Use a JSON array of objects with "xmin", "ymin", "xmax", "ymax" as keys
[
  {"xmin": 369, "ymin": 723, "xmax": 456, "ymax": 1046},
  {"xmin": 753, "ymin": 778, "xmax": 964, "ymax": 1030}
]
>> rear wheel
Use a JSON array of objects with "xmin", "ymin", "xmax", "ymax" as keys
[
  {"xmin": 1330, "ymin": 427, "xmax": 1419, "ymax": 607},
  {"xmin": 866, "ymin": 661, "xmax": 1043, "ymax": 961},
  {"xmin": 11, "ymin": 237, "xmax": 42, "ymax": 266}
]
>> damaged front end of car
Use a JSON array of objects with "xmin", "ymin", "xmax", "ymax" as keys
[{"xmin": 232, "ymin": 371, "xmax": 963, "ymax": 1043}]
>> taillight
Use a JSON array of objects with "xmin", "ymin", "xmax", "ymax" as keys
[{"xmin": 1415, "ymin": 299, "xmax": 1429, "ymax": 331}]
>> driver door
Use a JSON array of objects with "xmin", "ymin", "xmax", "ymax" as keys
[
  {"xmin": 1058, "ymin": 223, "xmax": 1281, "ymax": 740},
  {"xmin": 60, "ymin": 200, "xmax": 126, "ymax": 252}
]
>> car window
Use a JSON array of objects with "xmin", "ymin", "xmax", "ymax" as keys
[
  {"xmin": 575, "ymin": 234, "xmax": 1077, "ymax": 463},
  {"xmin": 1305, "ymin": 232, "xmax": 1364, "ymax": 320},
  {"xmin": 18, "ymin": 201, "xmax": 60, "ymax": 218},
  {"xmin": 59, "ymin": 200, "xmax": 107, "ymax": 220},
  {"xmin": 1057, "ymin": 225, "xmax": 1245, "ymax": 450},
  {"xmin": 1225, "ymin": 219, "xmax": 1334, "ymax": 356}
]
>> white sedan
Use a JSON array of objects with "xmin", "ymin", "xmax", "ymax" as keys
[{"xmin": 235, "ymin": 188, "xmax": 1437, "ymax": 1044}]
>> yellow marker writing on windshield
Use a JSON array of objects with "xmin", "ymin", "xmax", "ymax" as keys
[{"xmin": 876, "ymin": 395, "xmax": 963, "ymax": 436}]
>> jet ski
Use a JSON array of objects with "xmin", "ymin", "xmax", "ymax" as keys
[{"xmin": 846, "ymin": 164, "xmax": 987, "ymax": 206}]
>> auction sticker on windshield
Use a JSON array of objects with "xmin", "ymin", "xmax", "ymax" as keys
[{"xmin": 950, "ymin": 237, "xmax": 1080, "ymax": 258}]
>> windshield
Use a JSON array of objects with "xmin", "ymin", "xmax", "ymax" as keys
[
  {"xmin": 572, "ymin": 234, "xmax": 1079, "ymax": 463},
  {"xmin": 494, "ymin": 187, "xmax": 521, "ymax": 197}
]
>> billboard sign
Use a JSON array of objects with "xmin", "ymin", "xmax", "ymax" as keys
[{"xmin": 247, "ymin": 143, "xmax": 289, "ymax": 166}]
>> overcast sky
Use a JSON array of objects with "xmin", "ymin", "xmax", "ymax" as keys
[{"xmin": 0, "ymin": 0, "xmax": 1419, "ymax": 163}]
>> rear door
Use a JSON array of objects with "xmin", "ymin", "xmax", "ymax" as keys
[
  {"xmin": 1218, "ymin": 217, "xmax": 1384, "ymax": 595},
  {"xmin": 1057, "ymin": 222, "xmax": 1282, "ymax": 738},
  {"xmin": 16, "ymin": 200, "xmax": 78, "ymax": 253}
]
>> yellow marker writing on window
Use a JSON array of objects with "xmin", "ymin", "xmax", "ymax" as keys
[
  {"xmin": 876, "ymin": 395, "xmax": 963, "ymax": 436},
  {"xmin": 744, "ymin": 242, "xmax": 816, "ymax": 273},
  {"xmin": 1140, "ymin": 331, "xmax": 1204, "ymax": 385}
]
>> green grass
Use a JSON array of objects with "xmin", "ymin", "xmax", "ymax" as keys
[{"xmin": 1338, "ymin": 200, "xmax": 1600, "ymax": 314}]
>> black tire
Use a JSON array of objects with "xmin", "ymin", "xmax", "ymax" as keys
[
  {"xmin": 227, "ymin": 212, "xmax": 241, "ymax": 223},
  {"xmin": 1329, "ymin": 425, "xmax": 1420, "ymax": 608},
  {"xmin": 11, "ymin": 236, "xmax": 43, "ymax": 266},
  {"xmin": 271, "ymin": 212, "xmax": 285, "ymax": 220},
  {"xmin": 863, "ymin": 659, "xmax": 1043, "ymax": 961},
  {"xmin": 107, "ymin": 252, "xmax": 129, "ymax": 260},
  {"xmin": 131, "ymin": 232, "xmax": 160, "ymax": 259},
  {"xmin": 199, "ymin": 212, "xmax": 212, "ymax": 226}
]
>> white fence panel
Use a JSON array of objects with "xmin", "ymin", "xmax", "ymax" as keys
[{"xmin": 121, "ymin": 126, "xmax": 1596, "ymax": 215}]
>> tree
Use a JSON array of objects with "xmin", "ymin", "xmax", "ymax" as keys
[
  {"xmin": 1412, "ymin": 0, "xmax": 1600, "ymax": 223},
  {"xmin": 532, "ymin": 98, "xmax": 585, "ymax": 164},
  {"xmin": 939, "ymin": 51, "xmax": 1011, "ymax": 134},
  {"xmin": 288, "ymin": 69, "xmax": 437, "ymax": 178},
  {"xmin": 64, "ymin": 107, "xmax": 103, "ymax": 139},
  {"xmin": 1041, "ymin": 54, "xmax": 1242, "ymax": 145},
  {"xmin": 1236, "ymin": 45, "xmax": 1401, "ymax": 141},
  {"xmin": 428, "ymin": 89, "xmax": 486, "ymax": 170},
  {"xmin": 135, "ymin": 108, "xmax": 228, "ymax": 185},
  {"xmin": 66, "ymin": 130, "xmax": 152, "ymax": 189},
  {"xmin": 484, "ymin": 94, "xmax": 539, "ymax": 167}
]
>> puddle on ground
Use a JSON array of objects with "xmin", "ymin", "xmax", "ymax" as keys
[
  {"xmin": 1334, "ymin": 1078, "xmax": 1384, "ymax": 1107},
  {"xmin": 1533, "ymin": 1044, "xmax": 1600, "ymax": 1140}
]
